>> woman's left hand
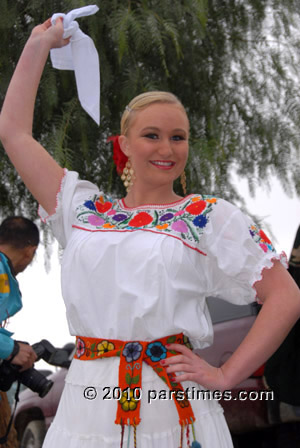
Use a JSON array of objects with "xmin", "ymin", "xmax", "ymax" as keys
[
  {"xmin": 164, "ymin": 263, "xmax": 300, "ymax": 393},
  {"xmin": 162, "ymin": 343, "xmax": 228, "ymax": 391}
]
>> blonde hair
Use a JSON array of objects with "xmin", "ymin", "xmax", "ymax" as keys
[{"xmin": 120, "ymin": 91, "xmax": 189, "ymax": 136}]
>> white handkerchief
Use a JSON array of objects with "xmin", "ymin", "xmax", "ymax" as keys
[{"xmin": 50, "ymin": 5, "xmax": 100, "ymax": 125}]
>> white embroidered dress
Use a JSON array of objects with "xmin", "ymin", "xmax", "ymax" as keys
[{"xmin": 40, "ymin": 170, "xmax": 287, "ymax": 448}]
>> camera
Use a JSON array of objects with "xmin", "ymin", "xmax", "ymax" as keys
[{"xmin": 0, "ymin": 339, "xmax": 73, "ymax": 398}]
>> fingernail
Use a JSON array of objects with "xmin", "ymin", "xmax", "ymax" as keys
[{"xmin": 160, "ymin": 360, "xmax": 166, "ymax": 365}]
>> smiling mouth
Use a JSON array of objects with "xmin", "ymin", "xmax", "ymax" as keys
[{"xmin": 150, "ymin": 161, "xmax": 175, "ymax": 169}]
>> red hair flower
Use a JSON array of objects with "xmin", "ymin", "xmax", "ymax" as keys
[{"xmin": 107, "ymin": 135, "xmax": 128, "ymax": 175}]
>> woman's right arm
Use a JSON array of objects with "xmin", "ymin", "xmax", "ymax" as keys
[{"xmin": 0, "ymin": 18, "xmax": 70, "ymax": 216}]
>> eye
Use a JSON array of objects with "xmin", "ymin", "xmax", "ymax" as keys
[
  {"xmin": 144, "ymin": 133, "xmax": 159, "ymax": 140},
  {"xmin": 171, "ymin": 135, "xmax": 186, "ymax": 141}
]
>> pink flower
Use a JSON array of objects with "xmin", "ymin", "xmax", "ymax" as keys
[
  {"xmin": 76, "ymin": 338, "xmax": 85, "ymax": 358},
  {"xmin": 107, "ymin": 209, "xmax": 117, "ymax": 216},
  {"xmin": 88, "ymin": 215, "xmax": 105, "ymax": 226},
  {"xmin": 259, "ymin": 243, "xmax": 268, "ymax": 253},
  {"xmin": 175, "ymin": 210, "xmax": 184, "ymax": 216},
  {"xmin": 171, "ymin": 220, "xmax": 188, "ymax": 233}
]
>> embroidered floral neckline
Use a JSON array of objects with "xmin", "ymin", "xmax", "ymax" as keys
[
  {"xmin": 74, "ymin": 193, "xmax": 218, "ymax": 255},
  {"xmin": 73, "ymin": 191, "xmax": 277, "ymax": 258}
]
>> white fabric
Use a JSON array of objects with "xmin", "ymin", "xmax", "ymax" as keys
[
  {"xmin": 50, "ymin": 5, "xmax": 100, "ymax": 125},
  {"xmin": 39, "ymin": 170, "xmax": 287, "ymax": 448},
  {"xmin": 44, "ymin": 358, "xmax": 233, "ymax": 448}
]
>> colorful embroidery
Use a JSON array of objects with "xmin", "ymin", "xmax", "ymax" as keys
[
  {"xmin": 120, "ymin": 389, "xmax": 140, "ymax": 411},
  {"xmin": 75, "ymin": 333, "xmax": 201, "ymax": 448},
  {"xmin": 97, "ymin": 340, "xmax": 115, "ymax": 356},
  {"xmin": 75, "ymin": 194, "xmax": 218, "ymax": 252},
  {"xmin": 249, "ymin": 225, "xmax": 276, "ymax": 253},
  {"xmin": 75, "ymin": 333, "xmax": 195, "ymax": 424},
  {"xmin": 146, "ymin": 341, "xmax": 167, "ymax": 362},
  {"xmin": 123, "ymin": 342, "xmax": 143, "ymax": 362},
  {"xmin": 76, "ymin": 337, "xmax": 85, "ymax": 358}
]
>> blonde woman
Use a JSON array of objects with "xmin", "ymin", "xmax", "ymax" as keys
[{"xmin": 0, "ymin": 18, "xmax": 299, "ymax": 448}]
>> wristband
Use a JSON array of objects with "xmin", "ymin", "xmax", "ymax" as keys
[{"xmin": 8, "ymin": 340, "xmax": 20, "ymax": 361}]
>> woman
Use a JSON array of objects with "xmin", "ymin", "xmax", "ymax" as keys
[{"xmin": 0, "ymin": 18, "xmax": 299, "ymax": 448}]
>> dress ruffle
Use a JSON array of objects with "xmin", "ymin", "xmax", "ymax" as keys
[
  {"xmin": 43, "ymin": 359, "xmax": 233, "ymax": 448},
  {"xmin": 252, "ymin": 251, "xmax": 289, "ymax": 301},
  {"xmin": 38, "ymin": 168, "xmax": 68, "ymax": 223}
]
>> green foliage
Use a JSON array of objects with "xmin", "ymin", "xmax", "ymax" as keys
[{"xmin": 0, "ymin": 0, "xmax": 300, "ymax": 224}]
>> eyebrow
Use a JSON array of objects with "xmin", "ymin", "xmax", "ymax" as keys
[{"xmin": 141, "ymin": 126, "xmax": 188, "ymax": 135}]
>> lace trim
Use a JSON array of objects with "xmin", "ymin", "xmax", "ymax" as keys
[
  {"xmin": 119, "ymin": 194, "xmax": 195, "ymax": 211},
  {"xmin": 252, "ymin": 251, "xmax": 289, "ymax": 302},
  {"xmin": 38, "ymin": 168, "xmax": 68, "ymax": 223}
]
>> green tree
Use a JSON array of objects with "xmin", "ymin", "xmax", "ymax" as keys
[{"xmin": 0, "ymin": 0, "xmax": 300, "ymax": 220}]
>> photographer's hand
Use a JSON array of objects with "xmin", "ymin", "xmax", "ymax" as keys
[{"xmin": 10, "ymin": 343, "xmax": 37, "ymax": 371}]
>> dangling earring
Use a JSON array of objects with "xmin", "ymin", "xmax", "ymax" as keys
[
  {"xmin": 121, "ymin": 159, "xmax": 135, "ymax": 192},
  {"xmin": 180, "ymin": 171, "xmax": 187, "ymax": 196}
]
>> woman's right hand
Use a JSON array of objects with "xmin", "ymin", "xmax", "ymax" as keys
[{"xmin": 30, "ymin": 17, "xmax": 70, "ymax": 50}]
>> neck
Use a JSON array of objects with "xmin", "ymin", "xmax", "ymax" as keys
[
  {"xmin": 123, "ymin": 183, "xmax": 183, "ymax": 208},
  {"xmin": 0, "ymin": 245, "xmax": 18, "ymax": 273},
  {"xmin": 0, "ymin": 244, "xmax": 35, "ymax": 275}
]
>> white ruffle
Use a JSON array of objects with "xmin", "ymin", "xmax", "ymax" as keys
[
  {"xmin": 38, "ymin": 168, "xmax": 68, "ymax": 223},
  {"xmin": 202, "ymin": 199, "xmax": 288, "ymax": 305},
  {"xmin": 44, "ymin": 411, "xmax": 232, "ymax": 448},
  {"xmin": 251, "ymin": 251, "xmax": 289, "ymax": 301}
]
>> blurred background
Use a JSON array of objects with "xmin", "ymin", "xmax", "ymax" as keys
[
  {"xmin": 1, "ymin": 0, "xmax": 300, "ymax": 366},
  {"xmin": 1, "ymin": 3, "xmax": 300, "ymax": 447}
]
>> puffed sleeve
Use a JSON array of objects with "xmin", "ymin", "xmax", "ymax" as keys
[
  {"xmin": 202, "ymin": 198, "xmax": 288, "ymax": 305},
  {"xmin": 38, "ymin": 169, "xmax": 100, "ymax": 248}
]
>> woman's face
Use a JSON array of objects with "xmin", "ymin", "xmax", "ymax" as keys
[{"xmin": 120, "ymin": 103, "xmax": 189, "ymax": 191}]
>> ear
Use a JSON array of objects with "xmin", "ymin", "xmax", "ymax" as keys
[
  {"xmin": 24, "ymin": 245, "xmax": 37, "ymax": 262},
  {"xmin": 118, "ymin": 135, "xmax": 130, "ymax": 157}
]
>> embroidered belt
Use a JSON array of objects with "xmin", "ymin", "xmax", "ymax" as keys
[{"xmin": 75, "ymin": 333, "xmax": 201, "ymax": 447}]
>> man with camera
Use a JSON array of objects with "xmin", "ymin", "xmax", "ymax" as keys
[{"xmin": 0, "ymin": 216, "xmax": 39, "ymax": 447}]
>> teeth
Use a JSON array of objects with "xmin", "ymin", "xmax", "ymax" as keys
[{"xmin": 152, "ymin": 161, "xmax": 173, "ymax": 166}]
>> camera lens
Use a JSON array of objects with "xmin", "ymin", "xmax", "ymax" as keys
[{"xmin": 20, "ymin": 368, "xmax": 53, "ymax": 398}]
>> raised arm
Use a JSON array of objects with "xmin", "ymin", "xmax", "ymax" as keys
[{"xmin": 0, "ymin": 18, "xmax": 70, "ymax": 216}]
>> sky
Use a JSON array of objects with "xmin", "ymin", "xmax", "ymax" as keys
[{"xmin": 9, "ymin": 174, "xmax": 300, "ymax": 370}]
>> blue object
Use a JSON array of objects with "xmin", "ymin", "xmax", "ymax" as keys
[
  {"xmin": 191, "ymin": 442, "xmax": 201, "ymax": 448},
  {"xmin": 0, "ymin": 252, "xmax": 22, "ymax": 358}
]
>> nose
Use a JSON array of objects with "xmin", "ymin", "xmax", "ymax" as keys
[{"xmin": 157, "ymin": 138, "xmax": 173, "ymax": 158}]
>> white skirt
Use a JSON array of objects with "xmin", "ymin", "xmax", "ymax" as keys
[{"xmin": 42, "ymin": 357, "xmax": 233, "ymax": 448}]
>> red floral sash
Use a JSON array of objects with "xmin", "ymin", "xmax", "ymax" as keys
[{"xmin": 75, "ymin": 333, "xmax": 196, "ymax": 428}]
